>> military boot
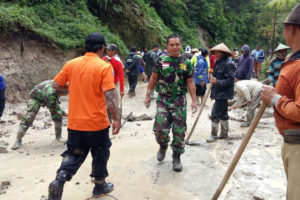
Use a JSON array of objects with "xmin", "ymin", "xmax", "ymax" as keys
[
  {"xmin": 11, "ymin": 126, "xmax": 28, "ymax": 150},
  {"xmin": 54, "ymin": 121, "xmax": 63, "ymax": 141},
  {"xmin": 206, "ymin": 122, "xmax": 219, "ymax": 143},
  {"xmin": 92, "ymin": 179, "xmax": 114, "ymax": 197},
  {"xmin": 48, "ymin": 170, "xmax": 69, "ymax": 200},
  {"xmin": 157, "ymin": 144, "xmax": 168, "ymax": 161},
  {"xmin": 172, "ymin": 152, "xmax": 182, "ymax": 172},
  {"xmin": 218, "ymin": 120, "xmax": 229, "ymax": 139}
]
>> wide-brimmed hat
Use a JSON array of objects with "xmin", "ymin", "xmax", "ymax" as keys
[
  {"xmin": 284, "ymin": 3, "xmax": 300, "ymax": 25},
  {"xmin": 191, "ymin": 48, "xmax": 199, "ymax": 53},
  {"xmin": 210, "ymin": 43, "xmax": 231, "ymax": 54},
  {"xmin": 274, "ymin": 43, "xmax": 290, "ymax": 52}
]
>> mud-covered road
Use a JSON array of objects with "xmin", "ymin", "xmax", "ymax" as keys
[{"xmin": 0, "ymin": 82, "xmax": 286, "ymax": 200}]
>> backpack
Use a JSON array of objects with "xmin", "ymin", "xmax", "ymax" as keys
[
  {"xmin": 145, "ymin": 50, "xmax": 156, "ymax": 65},
  {"xmin": 125, "ymin": 53, "xmax": 136, "ymax": 70}
]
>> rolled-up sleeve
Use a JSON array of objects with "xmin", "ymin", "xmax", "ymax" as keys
[
  {"xmin": 54, "ymin": 62, "xmax": 69, "ymax": 86},
  {"xmin": 101, "ymin": 64, "xmax": 116, "ymax": 92}
]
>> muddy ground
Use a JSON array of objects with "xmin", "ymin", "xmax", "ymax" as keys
[{"xmin": 0, "ymin": 82, "xmax": 286, "ymax": 200}]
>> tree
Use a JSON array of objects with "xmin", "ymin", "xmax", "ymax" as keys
[{"xmin": 267, "ymin": 0, "xmax": 298, "ymax": 57}]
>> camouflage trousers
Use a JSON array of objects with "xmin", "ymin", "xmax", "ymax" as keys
[
  {"xmin": 153, "ymin": 95, "xmax": 187, "ymax": 154},
  {"xmin": 20, "ymin": 98, "xmax": 62, "ymax": 128}
]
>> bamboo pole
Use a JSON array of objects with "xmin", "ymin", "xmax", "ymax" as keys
[
  {"xmin": 185, "ymin": 83, "xmax": 213, "ymax": 144},
  {"xmin": 228, "ymin": 101, "xmax": 248, "ymax": 111}
]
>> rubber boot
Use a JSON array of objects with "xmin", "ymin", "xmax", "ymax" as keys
[
  {"xmin": 54, "ymin": 121, "xmax": 63, "ymax": 142},
  {"xmin": 11, "ymin": 126, "xmax": 28, "ymax": 150},
  {"xmin": 218, "ymin": 120, "xmax": 229, "ymax": 139},
  {"xmin": 93, "ymin": 179, "xmax": 114, "ymax": 197},
  {"xmin": 172, "ymin": 152, "xmax": 182, "ymax": 172},
  {"xmin": 240, "ymin": 111, "xmax": 254, "ymax": 128},
  {"xmin": 206, "ymin": 122, "xmax": 219, "ymax": 143},
  {"xmin": 157, "ymin": 144, "xmax": 168, "ymax": 161},
  {"xmin": 48, "ymin": 170, "xmax": 69, "ymax": 200}
]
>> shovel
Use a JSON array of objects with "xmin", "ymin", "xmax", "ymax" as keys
[{"xmin": 185, "ymin": 83, "xmax": 213, "ymax": 144}]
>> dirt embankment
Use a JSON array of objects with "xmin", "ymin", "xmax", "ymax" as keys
[{"xmin": 0, "ymin": 32, "xmax": 79, "ymax": 103}]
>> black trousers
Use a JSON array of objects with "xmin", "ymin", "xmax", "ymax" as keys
[
  {"xmin": 0, "ymin": 89, "xmax": 5, "ymax": 117},
  {"xmin": 57, "ymin": 127, "xmax": 111, "ymax": 181},
  {"xmin": 211, "ymin": 99, "xmax": 229, "ymax": 123},
  {"xmin": 128, "ymin": 75, "xmax": 138, "ymax": 94}
]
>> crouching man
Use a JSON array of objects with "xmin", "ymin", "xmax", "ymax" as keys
[{"xmin": 229, "ymin": 80, "xmax": 262, "ymax": 127}]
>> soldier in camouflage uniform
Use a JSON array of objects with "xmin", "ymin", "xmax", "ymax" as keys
[
  {"xmin": 11, "ymin": 80, "xmax": 68, "ymax": 150},
  {"xmin": 144, "ymin": 34, "xmax": 197, "ymax": 172}
]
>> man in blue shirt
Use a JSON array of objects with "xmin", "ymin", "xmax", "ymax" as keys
[
  {"xmin": 193, "ymin": 49, "xmax": 209, "ymax": 105},
  {"xmin": 0, "ymin": 75, "xmax": 5, "ymax": 120},
  {"xmin": 251, "ymin": 45, "xmax": 265, "ymax": 79}
]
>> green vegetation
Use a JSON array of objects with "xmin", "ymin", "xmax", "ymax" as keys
[
  {"xmin": 0, "ymin": 0, "xmax": 129, "ymax": 55},
  {"xmin": 0, "ymin": 0, "xmax": 298, "ymax": 54}
]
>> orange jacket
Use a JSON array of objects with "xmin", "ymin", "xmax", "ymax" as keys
[{"xmin": 274, "ymin": 50, "xmax": 300, "ymax": 136}]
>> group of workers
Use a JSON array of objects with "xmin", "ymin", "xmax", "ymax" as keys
[{"xmin": 0, "ymin": 3, "xmax": 299, "ymax": 200}]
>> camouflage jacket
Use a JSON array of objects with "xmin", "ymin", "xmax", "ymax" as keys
[
  {"xmin": 153, "ymin": 55, "xmax": 193, "ymax": 98},
  {"xmin": 29, "ymin": 80, "xmax": 65, "ymax": 115}
]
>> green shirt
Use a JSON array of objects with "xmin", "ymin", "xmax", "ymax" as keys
[{"xmin": 153, "ymin": 55, "xmax": 193, "ymax": 97}]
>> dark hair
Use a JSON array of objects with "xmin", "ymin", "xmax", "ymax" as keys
[
  {"xmin": 199, "ymin": 48, "xmax": 204, "ymax": 52},
  {"xmin": 130, "ymin": 46, "xmax": 137, "ymax": 52},
  {"xmin": 85, "ymin": 32, "xmax": 106, "ymax": 53},
  {"xmin": 107, "ymin": 44, "xmax": 118, "ymax": 51},
  {"xmin": 152, "ymin": 44, "xmax": 159, "ymax": 48},
  {"xmin": 202, "ymin": 49, "xmax": 208, "ymax": 57},
  {"xmin": 285, "ymin": 23, "xmax": 300, "ymax": 31},
  {"xmin": 166, "ymin": 33, "xmax": 182, "ymax": 44}
]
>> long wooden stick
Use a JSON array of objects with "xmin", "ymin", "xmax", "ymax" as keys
[
  {"xmin": 211, "ymin": 102, "xmax": 268, "ymax": 200},
  {"xmin": 119, "ymin": 97, "xmax": 123, "ymax": 125},
  {"xmin": 228, "ymin": 101, "xmax": 248, "ymax": 111},
  {"xmin": 185, "ymin": 83, "xmax": 213, "ymax": 144},
  {"xmin": 121, "ymin": 112, "xmax": 133, "ymax": 127}
]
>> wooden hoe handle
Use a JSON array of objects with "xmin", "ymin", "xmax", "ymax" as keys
[
  {"xmin": 211, "ymin": 102, "xmax": 268, "ymax": 200},
  {"xmin": 185, "ymin": 83, "xmax": 213, "ymax": 144}
]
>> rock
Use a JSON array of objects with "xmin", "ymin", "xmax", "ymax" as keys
[
  {"xmin": 0, "ymin": 181, "xmax": 11, "ymax": 195},
  {"xmin": 253, "ymin": 196, "xmax": 264, "ymax": 200},
  {"xmin": 0, "ymin": 146, "xmax": 8, "ymax": 154}
]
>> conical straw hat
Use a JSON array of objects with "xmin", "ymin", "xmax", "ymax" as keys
[
  {"xmin": 191, "ymin": 48, "xmax": 199, "ymax": 53},
  {"xmin": 274, "ymin": 43, "xmax": 290, "ymax": 52},
  {"xmin": 210, "ymin": 43, "xmax": 231, "ymax": 54}
]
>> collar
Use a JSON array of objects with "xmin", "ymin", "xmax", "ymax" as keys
[
  {"xmin": 288, "ymin": 49, "xmax": 300, "ymax": 61},
  {"xmin": 85, "ymin": 52, "xmax": 100, "ymax": 57}
]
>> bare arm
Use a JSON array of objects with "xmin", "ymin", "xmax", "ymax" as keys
[
  {"xmin": 105, "ymin": 89, "xmax": 120, "ymax": 134},
  {"xmin": 187, "ymin": 78, "xmax": 197, "ymax": 113},
  {"xmin": 144, "ymin": 72, "xmax": 158, "ymax": 108},
  {"xmin": 146, "ymin": 72, "xmax": 158, "ymax": 96},
  {"xmin": 52, "ymin": 80, "xmax": 68, "ymax": 90}
]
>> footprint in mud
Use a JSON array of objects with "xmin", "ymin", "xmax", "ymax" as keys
[
  {"xmin": 0, "ymin": 181, "xmax": 11, "ymax": 195},
  {"xmin": 0, "ymin": 146, "xmax": 8, "ymax": 154}
]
